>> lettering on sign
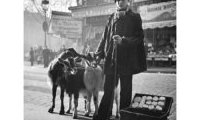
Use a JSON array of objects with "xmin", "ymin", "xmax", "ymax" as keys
[
  {"xmin": 72, "ymin": 4, "xmax": 117, "ymax": 17},
  {"xmin": 138, "ymin": 1, "xmax": 176, "ymax": 22},
  {"xmin": 49, "ymin": 12, "xmax": 82, "ymax": 39}
]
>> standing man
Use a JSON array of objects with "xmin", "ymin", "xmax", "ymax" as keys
[
  {"xmin": 94, "ymin": 0, "xmax": 147, "ymax": 120},
  {"xmin": 29, "ymin": 47, "xmax": 34, "ymax": 66}
]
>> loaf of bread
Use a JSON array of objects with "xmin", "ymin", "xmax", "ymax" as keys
[
  {"xmin": 146, "ymin": 100, "xmax": 152, "ymax": 105},
  {"xmin": 158, "ymin": 101, "xmax": 165, "ymax": 106},
  {"xmin": 134, "ymin": 97, "xmax": 142, "ymax": 103},
  {"xmin": 159, "ymin": 96, "xmax": 166, "ymax": 101},
  {"xmin": 148, "ymin": 105, "xmax": 154, "ymax": 110},
  {"xmin": 143, "ymin": 104, "xmax": 149, "ymax": 108},
  {"xmin": 147, "ymin": 96, "xmax": 153, "ymax": 100},
  {"xmin": 132, "ymin": 102, "xmax": 139, "ymax": 108},
  {"xmin": 156, "ymin": 105, "xmax": 163, "ymax": 111},
  {"xmin": 153, "ymin": 96, "xmax": 159, "ymax": 101},
  {"xmin": 152, "ymin": 101, "xmax": 158, "ymax": 106}
]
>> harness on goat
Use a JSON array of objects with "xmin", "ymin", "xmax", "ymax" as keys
[{"xmin": 61, "ymin": 50, "xmax": 102, "ymax": 74}]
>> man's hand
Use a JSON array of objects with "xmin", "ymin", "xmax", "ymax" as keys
[
  {"xmin": 95, "ymin": 55, "xmax": 101, "ymax": 64},
  {"xmin": 112, "ymin": 35, "xmax": 122, "ymax": 44}
]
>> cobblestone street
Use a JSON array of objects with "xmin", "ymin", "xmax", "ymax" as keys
[{"xmin": 24, "ymin": 62, "xmax": 176, "ymax": 120}]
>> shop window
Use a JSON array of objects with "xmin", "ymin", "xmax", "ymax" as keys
[
  {"xmin": 144, "ymin": 26, "xmax": 176, "ymax": 56},
  {"xmin": 144, "ymin": 26, "xmax": 176, "ymax": 67}
]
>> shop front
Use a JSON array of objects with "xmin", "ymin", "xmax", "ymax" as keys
[
  {"xmin": 138, "ymin": 1, "xmax": 176, "ymax": 67},
  {"xmin": 83, "ymin": 15, "xmax": 110, "ymax": 51},
  {"xmin": 69, "ymin": 1, "xmax": 176, "ymax": 67},
  {"xmin": 69, "ymin": 3, "xmax": 117, "ymax": 52}
]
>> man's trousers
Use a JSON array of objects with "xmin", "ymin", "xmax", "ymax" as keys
[{"xmin": 96, "ymin": 74, "xmax": 132, "ymax": 120}]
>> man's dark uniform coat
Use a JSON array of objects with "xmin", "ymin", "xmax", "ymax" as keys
[{"xmin": 96, "ymin": 9, "xmax": 147, "ymax": 75}]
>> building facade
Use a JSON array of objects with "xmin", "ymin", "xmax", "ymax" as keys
[{"xmin": 69, "ymin": 0, "xmax": 176, "ymax": 66}]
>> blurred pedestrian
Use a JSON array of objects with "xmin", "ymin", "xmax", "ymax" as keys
[
  {"xmin": 29, "ymin": 47, "xmax": 34, "ymax": 66},
  {"xmin": 94, "ymin": 0, "xmax": 147, "ymax": 119},
  {"xmin": 82, "ymin": 43, "xmax": 87, "ymax": 54},
  {"xmin": 85, "ymin": 43, "xmax": 91, "ymax": 53}
]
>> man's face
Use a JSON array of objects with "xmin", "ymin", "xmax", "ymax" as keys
[{"xmin": 116, "ymin": 0, "xmax": 129, "ymax": 9}]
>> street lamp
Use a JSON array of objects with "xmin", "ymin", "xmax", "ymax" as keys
[{"xmin": 41, "ymin": 0, "xmax": 49, "ymax": 47}]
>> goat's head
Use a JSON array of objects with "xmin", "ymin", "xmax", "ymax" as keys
[
  {"xmin": 58, "ymin": 58, "xmax": 77, "ymax": 75},
  {"xmin": 84, "ymin": 52, "xmax": 99, "ymax": 68},
  {"xmin": 58, "ymin": 48, "xmax": 78, "ymax": 60}
]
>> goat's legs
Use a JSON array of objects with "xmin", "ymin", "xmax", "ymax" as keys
[
  {"xmin": 48, "ymin": 85, "xmax": 57, "ymax": 113},
  {"xmin": 66, "ymin": 94, "xmax": 72, "ymax": 114},
  {"xmin": 84, "ymin": 91, "xmax": 92, "ymax": 117},
  {"xmin": 93, "ymin": 90, "xmax": 99, "ymax": 117},
  {"xmin": 84, "ymin": 98, "xmax": 87, "ymax": 111},
  {"xmin": 73, "ymin": 93, "xmax": 79, "ymax": 119},
  {"xmin": 59, "ymin": 87, "xmax": 65, "ymax": 115}
]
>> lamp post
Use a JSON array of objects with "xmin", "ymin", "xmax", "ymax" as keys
[
  {"xmin": 41, "ymin": 0, "xmax": 49, "ymax": 47},
  {"xmin": 42, "ymin": 0, "xmax": 49, "ymax": 68}
]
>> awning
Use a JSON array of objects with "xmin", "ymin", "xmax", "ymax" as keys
[{"xmin": 142, "ymin": 20, "xmax": 176, "ymax": 29}]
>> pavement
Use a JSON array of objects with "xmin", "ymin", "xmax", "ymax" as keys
[
  {"xmin": 146, "ymin": 67, "xmax": 176, "ymax": 74},
  {"xmin": 24, "ymin": 61, "xmax": 176, "ymax": 120}
]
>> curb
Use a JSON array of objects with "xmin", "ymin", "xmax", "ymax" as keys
[{"xmin": 145, "ymin": 68, "xmax": 176, "ymax": 74}]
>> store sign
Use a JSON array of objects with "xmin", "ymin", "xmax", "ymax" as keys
[
  {"xmin": 134, "ymin": 0, "xmax": 149, "ymax": 2},
  {"xmin": 72, "ymin": 3, "xmax": 117, "ymax": 18},
  {"xmin": 138, "ymin": 1, "xmax": 176, "ymax": 22},
  {"xmin": 49, "ymin": 11, "xmax": 82, "ymax": 39}
]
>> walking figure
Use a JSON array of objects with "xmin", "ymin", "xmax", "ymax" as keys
[{"xmin": 29, "ymin": 47, "xmax": 34, "ymax": 66}]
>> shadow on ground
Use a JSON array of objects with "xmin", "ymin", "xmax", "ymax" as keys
[{"xmin": 50, "ymin": 112, "xmax": 92, "ymax": 120}]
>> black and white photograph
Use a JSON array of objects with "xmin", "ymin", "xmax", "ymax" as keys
[{"xmin": 23, "ymin": 0, "xmax": 177, "ymax": 120}]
